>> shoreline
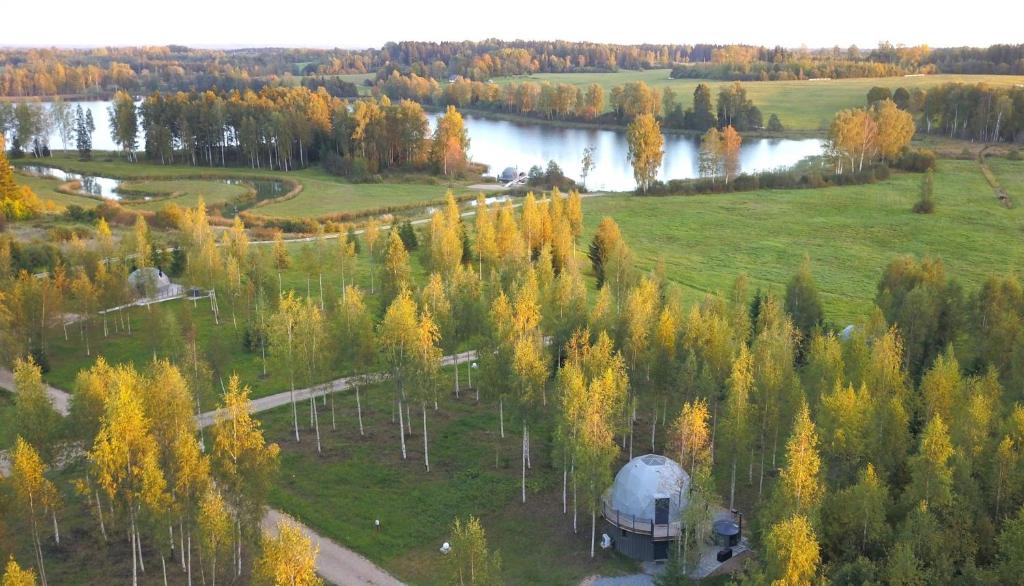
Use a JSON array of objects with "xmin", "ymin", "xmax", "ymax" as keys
[{"xmin": 423, "ymin": 104, "xmax": 827, "ymax": 139}]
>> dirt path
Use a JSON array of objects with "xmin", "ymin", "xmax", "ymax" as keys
[
  {"xmin": 263, "ymin": 509, "xmax": 404, "ymax": 586},
  {"xmin": 978, "ymin": 146, "xmax": 1013, "ymax": 208},
  {"xmin": 0, "ymin": 363, "xmax": 420, "ymax": 585},
  {"xmin": 0, "ymin": 367, "xmax": 70, "ymax": 415},
  {"xmin": 195, "ymin": 349, "xmax": 478, "ymax": 427}
]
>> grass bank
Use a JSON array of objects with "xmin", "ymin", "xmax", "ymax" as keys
[
  {"xmin": 489, "ymin": 71, "xmax": 1024, "ymax": 132},
  {"xmin": 582, "ymin": 159, "xmax": 1024, "ymax": 324},
  {"xmin": 14, "ymin": 152, "xmax": 488, "ymax": 218}
]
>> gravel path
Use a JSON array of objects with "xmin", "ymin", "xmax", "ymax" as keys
[
  {"xmin": 0, "ymin": 367, "xmax": 70, "ymax": 415},
  {"xmin": 0, "ymin": 349, "xmax": 480, "ymax": 583},
  {"xmin": 263, "ymin": 509, "xmax": 404, "ymax": 586}
]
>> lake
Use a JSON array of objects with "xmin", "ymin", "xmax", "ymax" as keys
[{"xmin": 39, "ymin": 100, "xmax": 824, "ymax": 192}]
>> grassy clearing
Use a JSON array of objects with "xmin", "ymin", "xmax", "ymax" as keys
[
  {"xmin": 260, "ymin": 377, "xmax": 638, "ymax": 585},
  {"xmin": 582, "ymin": 159, "xmax": 1024, "ymax": 324},
  {"xmin": 15, "ymin": 172, "xmax": 102, "ymax": 210},
  {"xmin": 119, "ymin": 179, "xmax": 250, "ymax": 211},
  {"xmin": 0, "ymin": 460, "xmax": 198, "ymax": 585},
  {"xmin": 15, "ymin": 152, "xmax": 490, "ymax": 218},
  {"xmin": 989, "ymin": 157, "xmax": 1024, "ymax": 200},
  {"xmin": 0, "ymin": 390, "xmax": 15, "ymax": 450},
  {"xmin": 490, "ymin": 70, "xmax": 1024, "ymax": 132},
  {"xmin": 39, "ymin": 238, "xmax": 433, "ymax": 408}
]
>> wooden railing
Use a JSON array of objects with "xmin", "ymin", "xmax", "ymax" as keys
[{"xmin": 601, "ymin": 499, "xmax": 682, "ymax": 538}]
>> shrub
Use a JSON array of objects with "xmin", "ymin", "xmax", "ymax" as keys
[
  {"xmin": 323, "ymin": 152, "xmax": 376, "ymax": 182},
  {"xmin": 29, "ymin": 347, "xmax": 50, "ymax": 373},
  {"xmin": 346, "ymin": 226, "xmax": 361, "ymax": 253},
  {"xmin": 526, "ymin": 160, "xmax": 577, "ymax": 191},
  {"xmin": 398, "ymin": 220, "xmax": 419, "ymax": 250},
  {"xmin": 895, "ymin": 148, "xmax": 937, "ymax": 172},
  {"xmin": 767, "ymin": 113, "xmax": 784, "ymax": 132},
  {"xmin": 913, "ymin": 169, "xmax": 936, "ymax": 214},
  {"xmin": 62, "ymin": 204, "xmax": 97, "ymax": 223}
]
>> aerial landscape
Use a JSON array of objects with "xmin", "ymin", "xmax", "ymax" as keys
[{"xmin": 2, "ymin": 4, "xmax": 1024, "ymax": 585}]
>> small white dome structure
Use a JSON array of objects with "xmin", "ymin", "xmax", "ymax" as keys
[
  {"xmin": 607, "ymin": 454, "xmax": 690, "ymax": 522},
  {"xmin": 498, "ymin": 167, "xmax": 519, "ymax": 182},
  {"xmin": 602, "ymin": 454, "xmax": 690, "ymax": 561},
  {"xmin": 127, "ymin": 267, "xmax": 172, "ymax": 297}
]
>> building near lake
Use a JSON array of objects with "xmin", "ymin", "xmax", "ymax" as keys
[
  {"xmin": 602, "ymin": 454, "xmax": 689, "ymax": 561},
  {"xmin": 498, "ymin": 166, "xmax": 520, "ymax": 183}
]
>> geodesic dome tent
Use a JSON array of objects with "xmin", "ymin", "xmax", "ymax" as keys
[
  {"xmin": 602, "ymin": 454, "xmax": 691, "ymax": 561},
  {"xmin": 498, "ymin": 167, "xmax": 519, "ymax": 182},
  {"xmin": 128, "ymin": 267, "xmax": 171, "ymax": 297},
  {"xmin": 606, "ymin": 454, "xmax": 690, "ymax": 524}
]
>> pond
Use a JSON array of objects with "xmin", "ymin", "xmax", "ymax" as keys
[
  {"xmin": 37, "ymin": 100, "xmax": 823, "ymax": 192},
  {"xmin": 18, "ymin": 165, "xmax": 288, "ymax": 215}
]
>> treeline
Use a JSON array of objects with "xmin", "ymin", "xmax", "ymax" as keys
[
  {"xmin": 853, "ymin": 82, "xmax": 1024, "ymax": 143},
  {"xmin": 377, "ymin": 73, "xmax": 776, "ymax": 131},
  {"xmin": 369, "ymin": 40, "xmax": 718, "ymax": 79},
  {"xmin": 3, "ymin": 42, "xmax": 1024, "ymax": 99},
  {"xmin": 918, "ymin": 83, "xmax": 1024, "ymax": 143},
  {"xmin": 0, "ymin": 45, "xmax": 378, "ymax": 98},
  {"xmin": 131, "ymin": 88, "xmax": 470, "ymax": 176},
  {"xmin": 670, "ymin": 42, "xmax": 1024, "ymax": 81}
]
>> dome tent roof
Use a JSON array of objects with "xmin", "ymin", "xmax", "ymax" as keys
[
  {"xmin": 128, "ymin": 266, "xmax": 171, "ymax": 295},
  {"xmin": 605, "ymin": 454, "xmax": 690, "ymax": 523},
  {"xmin": 499, "ymin": 166, "xmax": 518, "ymax": 180}
]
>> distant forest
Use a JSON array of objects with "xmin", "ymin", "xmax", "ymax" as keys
[{"xmin": 1, "ymin": 41, "xmax": 1024, "ymax": 97}]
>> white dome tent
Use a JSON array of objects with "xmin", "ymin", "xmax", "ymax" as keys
[{"xmin": 602, "ymin": 454, "xmax": 690, "ymax": 561}]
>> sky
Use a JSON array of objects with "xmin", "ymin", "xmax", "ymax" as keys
[{"xmin": 3, "ymin": 0, "xmax": 1020, "ymax": 49}]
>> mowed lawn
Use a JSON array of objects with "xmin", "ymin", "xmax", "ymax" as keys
[
  {"xmin": 491, "ymin": 70, "xmax": 1024, "ymax": 132},
  {"xmin": 120, "ymin": 179, "xmax": 250, "ymax": 211},
  {"xmin": 16, "ymin": 172, "xmax": 102, "ymax": 209},
  {"xmin": 260, "ymin": 378, "xmax": 638, "ymax": 585},
  {"xmin": 15, "ymin": 152, "xmax": 491, "ymax": 217},
  {"xmin": 583, "ymin": 159, "xmax": 1024, "ymax": 324}
]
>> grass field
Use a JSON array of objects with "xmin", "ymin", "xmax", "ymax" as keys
[
  {"xmin": 260, "ymin": 378, "xmax": 638, "ymax": 585},
  {"xmin": 0, "ymin": 390, "xmax": 15, "ymax": 450},
  {"xmin": 491, "ymin": 70, "xmax": 1024, "ymax": 132},
  {"xmin": 989, "ymin": 157, "xmax": 1024, "ymax": 198},
  {"xmin": 14, "ymin": 152, "xmax": 491, "ymax": 217},
  {"xmin": 119, "ymin": 179, "xmax": 250, "ymax": 211},
  {"xmin": 16, "ymin": 172, "xmax": 103, "ymax": 209},
  {"xmin": 582, "ymin": 159, "xmax": 1024, "ymax": 325}
]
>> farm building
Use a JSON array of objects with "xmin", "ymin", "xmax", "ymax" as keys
[{"xmin": 602, "ymin": 454, "xmax": 689, "ymax": 561}]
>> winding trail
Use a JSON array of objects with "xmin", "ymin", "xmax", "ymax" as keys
[{"xmin": 0, "ymin": 349, "xmax": 482, "ymax": 585}]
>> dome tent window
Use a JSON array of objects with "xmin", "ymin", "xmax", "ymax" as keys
[{"xmin": 601, "ymin": 454, "xmax": 689, "ymax": 561}]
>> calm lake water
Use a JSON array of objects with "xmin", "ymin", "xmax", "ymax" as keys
[{"xmin": 39, "ymin": 101, "xmax": 823, "ymax": 192}]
